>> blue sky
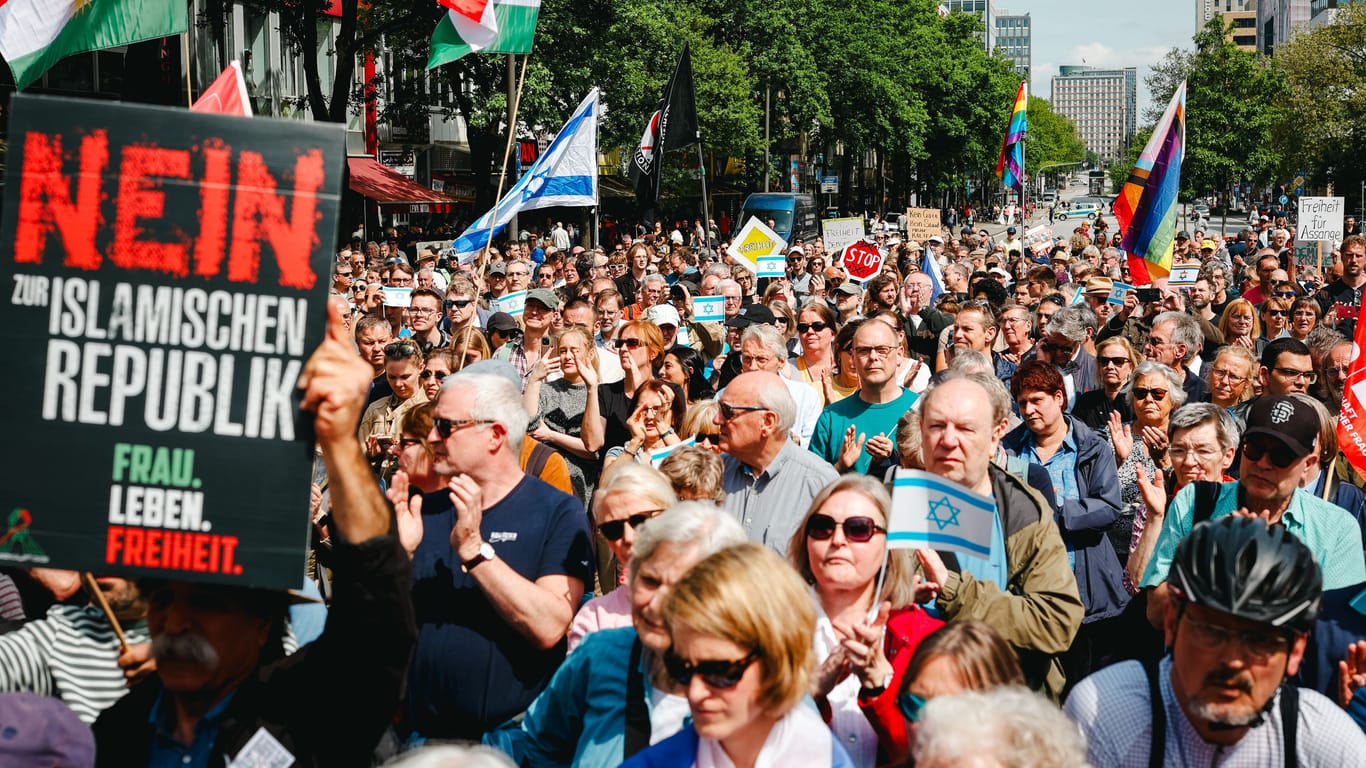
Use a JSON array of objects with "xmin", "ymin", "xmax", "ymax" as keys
[{"xmin": 1019, "ymin": 0, "xmax": 1196, "ymax": 121}]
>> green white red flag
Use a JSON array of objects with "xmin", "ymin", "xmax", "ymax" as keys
[
  {"xmin": 426, "ymin": 0, "xmax": 540, "ymax": 69},
  {"xmin": 0, "ymin": 0, "xmax": 188, "ymax": 90}
]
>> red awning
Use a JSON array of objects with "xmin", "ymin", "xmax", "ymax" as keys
[{"xmin": 347, "ymin": 157, "xmax": 456, "ymax": 215}]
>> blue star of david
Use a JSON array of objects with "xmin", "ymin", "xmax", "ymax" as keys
[
  {"xmin": 522, "ymin": 171, "xmax": 548, "ymax": 202},
  {"xmin": 926, "ymin": 496, "xmax": 961, "ymax": 531}
]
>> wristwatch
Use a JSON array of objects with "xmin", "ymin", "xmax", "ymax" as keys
[{"xmin": 461, "ymin": 542, "xmax": 496, "ymax": 573}]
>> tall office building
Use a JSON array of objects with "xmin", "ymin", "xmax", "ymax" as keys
[
  {"xmin": 1049, "ymin": 66, "xmax": 1138, "ymax": 161},
  {"xmin": 993, "ymin": 11, "xmax": 1031, "ymax": 80},
  {"xmin": 1257, "ymin": 0, "xmax": 1312, "ymax": 53},
  {"xmin": 942, "ymin": 0, "xmax": 994, "ymax": 50},
  {"xmin": 1197, "ymin": 0, "xmax": 1258, "ymax": 49},
  {"xmin": 1198, "ymin": 0, "xmax": 1256, "ymax": 27}
]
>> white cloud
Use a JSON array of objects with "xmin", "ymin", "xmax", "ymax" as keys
[{"xmin": 1030, "ymin": 43, "xmax": 1178, "ymax": 121}]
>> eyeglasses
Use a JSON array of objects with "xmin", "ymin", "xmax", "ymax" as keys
[
  {"xmin": 419, "ymin": 369, "xmax": 450, "ymax": 380},
  {"xmin": 717, "ymin": 402, "xmax": 769, "ymax": 421},
  {"xmin": 853, "ymin": 345, "xmax": 895, "ymax": 359},
  {"xmin": 598, "ymin": 510, "xmax": 663, "ymax": 541},
  {"xmin": 1241, "ymin": 437, "xmax": 1300, "ymax": 468},
  {"xmin": 431, "ymin": 416, "xmax": 496, "ymax": 438},
  {"xmin": 664, "ymin": 649, "xmax": 761, "ymax": 690},
  {"xmin": 898, "ymin": 692, "xmax": 927, "ymax": 723},
  {"xmin": 797, "ymin": 321, "xmax": 832, "ymax": 334},
  {"xmin": 1132, "ymin": 387, "xmax": 1168, "ymax": 402},
  {"xmin": 445, "ymin": 299, "xmax": 473, "ymax": 310},
  {"xmin": 805, "ymin": 513, "xmax": 887, "ymax": 543},
  {"xmin": 1272, "ymin": 367, "xmax": 1316, "ymax": 383},
  {"xmin": 1169, "ymin": 444, "xmax": 1222, "ymax": 463},
  {"xmin": 1210, "ymin": 367, "xmax": 1248, "ymax": 384},
  {"xmin": 385, "ymin": 341, "xmax": 420, "ymax": 358},
  {"xmin": 1181, "ymin": 615, "xmax": 1289, "ymax": 662},
  {"xmin": 1098, "ymin": 355, "xmax": 1130, "ymax": 368},
  {"xmin": 408, "ymin": 308, "xmax": 438, "ymax": 316},
  {"xmin": 614, "ymin": 338, "xmax": 643, "ymax": 350}
]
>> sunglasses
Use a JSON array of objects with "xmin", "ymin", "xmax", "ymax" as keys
[
  {"xmin": 664, "ymin": 650, "xmax": 760, "ymax": 690},
  {"xmin": 696, "ymin": 432, "xmax": 721, "ymax": 446},
  {"xmin": 1097, "ymin": 355, "xmax": 1130, "ymax": 368},
  {"xmin": 385, "ymin": 341, "xmax": 420, "ymax": 358},
  {"xmin": 796, "ymin": 321, "xmax": 831, "ymax": 334},
  {"xmin": 431, "ymin": 416, "xmax": 495, "ymax": 438},
  {"xmin": 445, "ymin": 299, "xmax": 473, "ymax": 310},
  {"xmin": 598, "ymin": 510, "xmax": 663, "ymax": 541},
  {"xmin": 1133, "ymin": 387, "xmax": 1168, "ymax": 402},
  {"xmin": 1242, "ymin": 437, "xmax": 1299, "ymax": 469},
  {"xmin": 1041, "ymin": 340, "xmax": 1077, "ymax": 355},
  {"xmin": 718, "ymin": 402, "xmax": 768, "ymax": 420},
  {"xmin": 805, "ymin": 513, "xmax": 886, "ymax": 543},
  {"xmin": 614, "ymin": 338, "xmax": 643, "ymax": 350},
  {"xmin": 1265, "ymin": 310, "xmax": 1289, "ymax": 317},
  {"xmin": 419, "ymin": 369, "xmax": 450, "ymax": 380}
]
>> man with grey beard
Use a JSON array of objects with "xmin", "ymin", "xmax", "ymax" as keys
[{"xmin": 93, "ymin": 301, "xmax": 417, "ymax": 767}]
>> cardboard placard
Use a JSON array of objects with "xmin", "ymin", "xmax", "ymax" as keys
[
  {"xmin": 0, "ymin": 95, "xmax": 345, "ymax": 589},
  {"xmin": 821, "ymin": 217, "xmax": 865, "ymax": 254},
  {"xmin": 727, "ymin": 217, "xmax": 786, "ymax": 272},
  {"xmin": 904, "ymin": 207, "xmax": 942, "ymax": 244}
]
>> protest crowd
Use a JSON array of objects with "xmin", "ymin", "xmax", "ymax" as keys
[{"xmin": 13, "ymin": 209, "xmax": 1366, "ymax": 768}]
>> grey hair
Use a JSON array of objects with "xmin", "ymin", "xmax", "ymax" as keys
[
  {"xmin": 740, "ymin": 323, "xmax": 789, "ymax": 363},
  {"xmin": 381, "ymin": 745, "xmax": 516, "ymax": 768},
  {"xmin": 628, "ymin": 501, "xmax": 747, "ymax": 585},
  {"xmin": 1151, "ymin": 311, "xmax": 1203, "ymax": 363},
  {"xmin": 593, "ymin": 462, "xmax": 678, "ymax": 523},
  {"xmin": 911, "ymin": 686, "xmax": 1090, "ymax": 768},
  {"xmin": 441, "ymin": 372, "xmax": 527, "ymax": 454},
  {"xmin": 753, "ymin": 375, "xmax": 797, "ymax": 433},
  {"xmin": 947, "ymin": 348, "xmax": 993, "ymax": 375},
  {"xmin": 704, "ymin": 263, "xmax": 731, "ymax": 280},
  {"xmin": 716, "ymin": 278, "xmax": 741, "ymax": 295},
  {"xmin": 1102, "ymin": 246, "xmax": 1124, "ymax": 262},
  {"xmin": 1081, "ymin": 244, "xmax": 1100, "ymax": 260},
  {"xmin": 642, "ymin": 272, "xmax": 667, "ymax": 289},
  {"xmin": 1125, "ymin": 362, "xmax": 1188, "ymax": 408},
  {"xmin": 1307, "ymin": 326, "xmax": 1347, "ymax": 361},
  {"xmin": 927, "ymin": 370, "xmax": 1011, "ymax": 426},
  {"xmin": 1167, "ymin": 403, "xmax": 1239, "ymax": 450},
  {"xmin": 1044, "ymin": 306, "xmax": 1091, "ymax": 340}
]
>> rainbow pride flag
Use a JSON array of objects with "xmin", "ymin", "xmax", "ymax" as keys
[
  {"xmin": 995, "ymin": 82, "xmax": 1028, "ymax": 190},
  {"xmin": 1115, "ymin": 81, "xmax": 1185, "ymax": 283}
]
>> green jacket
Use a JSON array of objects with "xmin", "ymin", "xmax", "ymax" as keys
[{"xmin": 935, "ymin": 464, "xmax": 1085, "ymax": 700}]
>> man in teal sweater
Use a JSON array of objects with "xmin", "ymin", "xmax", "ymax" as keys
[{"xmin": 809, "ymin": 318, "xmax": 918, "ymax": 475}]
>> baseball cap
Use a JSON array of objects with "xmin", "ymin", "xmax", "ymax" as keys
[
  {"xmin": 487, "ymin": 261, "xmax": 507, "ymax": 276},
  {"xmin": 1175, "ymin": 231, "xmax": 1191, "ymax": 241},
  {"xmin": 1243, "ymin": 395, "xmax": 1318, "ymax": 462},
  {"xmin": 834, "ymin": 282, "xmax": 862, "ymax": 297},
  {"xmin": 725, "ymin": 303, "xmax": 777, "ymax": 329},
  {"xmin": 988, "ymin": 267, "xmax": 1011, "ymax": 280},
  {"xmin": 1201, "ymin": 239, "xmax": 1217, "ymax": 251},
  {"xmin": 1083, "ymin": 276, "xmax": 1114, "ymax": 296},
  {"xmin": 0, "ymin": 692, "xmax": 94, "ymax": 766},
  {"xmin": 928, "ymin": 235, "xmax": 945, "ymax": 244},
  {"xmin": 485, "ymin": 312, "xmax": 520, "ymax": 333},
  {"xmin": 788, "ymin": 245, "xmax": 805, "ymax": 255},
  {"xmin": 1006, "ymin": 227, "xmax": 1017, "ymax": 235},
  {"xmin": 644, "ymin": 304, "xmax": 682, "ymax": 328},
  {"xmin": 525, "ymin": 288, "xmax": 561, "ymax": 310}
]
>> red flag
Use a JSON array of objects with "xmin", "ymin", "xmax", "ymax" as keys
[
  {"xmin": 191, "ymin": 61, "xmax": 252, "ymax": 117},
  {"xmin": 1338, "ymin": 322, "xmax": 1366, "ymax": 476}
]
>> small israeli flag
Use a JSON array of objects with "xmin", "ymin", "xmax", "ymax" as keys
[{"xmin": 887, "ymin": 468, "xmax": 997, "ymax": 558}]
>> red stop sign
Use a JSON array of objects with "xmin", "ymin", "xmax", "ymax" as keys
[{"xmin": 841, "ymin": 240, "xmax": 884, "ymax": 282}]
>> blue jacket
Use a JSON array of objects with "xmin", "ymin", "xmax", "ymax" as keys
[
  {"xmin": 1003, "ymin": 416, "xmax": 1129, "ymax": 622},
  {"xmin": 621, "ymin": 716, "xmax": 856, "ymax": 768}
]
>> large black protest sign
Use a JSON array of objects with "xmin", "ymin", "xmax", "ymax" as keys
[{"xmin": 0, "ymin": 95, "xmax": 344, "ymax": 589}]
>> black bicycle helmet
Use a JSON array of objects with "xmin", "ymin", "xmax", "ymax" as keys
[{"xmin": 1168, "ymin": 516, "xmax": 1322, "ymax": 633}]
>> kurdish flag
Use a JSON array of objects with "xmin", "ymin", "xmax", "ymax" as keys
[
  {"xmin": 427, "ymin": 0, "xmax": 540, "ymax": 69},
  {"xmin": 1115, "ymin": 81, "xmax": 1186, "ymax": 283},
  {"xmin": 994, "ymin": 81, "xmax": 1028, "ymax": 190},
  {"xmin": 0, "ymin": 0, "xmax": 188, "ymax": 90}
]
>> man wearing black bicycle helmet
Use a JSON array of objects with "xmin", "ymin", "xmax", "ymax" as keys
[{"xmin": 1066, "ymin": 517, "xmax": 1366, "ymax": 766}]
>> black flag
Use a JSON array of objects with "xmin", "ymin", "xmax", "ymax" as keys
[{"xmin": 629, "ymin": 44, "xmax": 700, "ymax": 216}]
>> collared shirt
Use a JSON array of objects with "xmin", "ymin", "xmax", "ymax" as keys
[
  {"xmin": 1018, "ymin": 423, "xmax": 1080, "ymax": 506},
  {"xmin": 722, "ymin": 441, "xmax": 839, "ymax": 557},
  {"xmin": 1066, "ymin": 657, "xmax": 1366, "ymax": 766},
  {"xmin": 147, "ymin": 690, "xmax": 236, "ymax": 768},
  {"xmin": 1142, "ymin": 482, "xmax": 1366, "ymax": 590}
]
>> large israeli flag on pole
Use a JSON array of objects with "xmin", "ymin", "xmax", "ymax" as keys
[
  {"xmin": 887, "ymin": 468, "xmax": 997, "ymax": 558},
  {"xmin": 454, "ymin": 87, "xmax": 600, "ymax": 264}
]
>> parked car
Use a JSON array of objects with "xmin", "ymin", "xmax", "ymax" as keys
[{"xmin": 1057, "ymin": 205, "xmax": 1101, "ymax": 221}]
